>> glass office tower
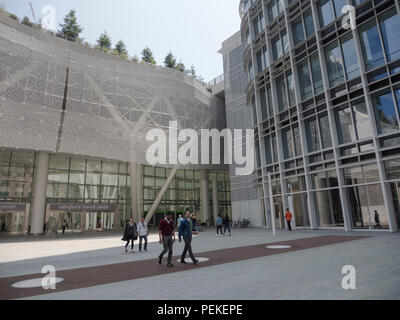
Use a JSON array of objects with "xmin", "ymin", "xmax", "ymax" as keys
[{"xmin": 240, "ymin": 0, "xmax": 400, "ymax": 231}]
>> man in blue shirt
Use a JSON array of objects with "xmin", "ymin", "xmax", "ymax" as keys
[{"xmin": 178, "ymin": 211, "xmax": 199, "ymax": 265}]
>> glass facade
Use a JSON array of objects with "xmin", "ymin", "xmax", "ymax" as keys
[
  {"xmin": 242, "ymin": 0, "xmax": 400, "ymax": 232},
  {"xmin": 0, "ymin": 148, "xmax": 231, "ymax": 233}
]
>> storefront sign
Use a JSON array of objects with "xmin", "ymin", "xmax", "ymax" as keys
[
  {"xmin": 0, "ymin": 203, "xmax": 27, "ymax": 211},
  {"xmin": 49, "ymin": 204, "xmax": 117, "ymax": 212}
]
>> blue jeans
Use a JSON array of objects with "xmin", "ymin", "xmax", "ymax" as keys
[{"xmin": 224, "ymin": 224, "xmax": 231, "ymax": 234}]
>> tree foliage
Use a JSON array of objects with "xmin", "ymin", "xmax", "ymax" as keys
[
  {"xmin": 57, "ymin": 9, "xmax": 83, "ymax": 41},
  {"xmin": 164, "ymin": 52, "xmax": 176, "ymax": 68},
  {"xmin": 141, "ymin": 47, "xmax": 156, "ymax": 64},
  {"xmin": 97, "ymin": 31, "xmax": 112, "ymax": 50},
  {"xmin": 115, "ymin": 40, "xmax": 128, "ymax": 56}
]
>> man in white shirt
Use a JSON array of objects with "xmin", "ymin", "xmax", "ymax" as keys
[{"xmin": 137, "ymin": 216, "xmax": 149, "ymax": 252}]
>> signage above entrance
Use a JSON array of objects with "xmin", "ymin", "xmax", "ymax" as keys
[
  {"xmin": 49, "ymin": 204, "xmax": 117, "ymax": 212},
  {"xmin": 0, "ymin": 203, "xmax": 27, "ymax": 212}
]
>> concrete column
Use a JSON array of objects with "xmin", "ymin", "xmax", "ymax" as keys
[
  {"xmin": 200, "ymin": 170, "xmax": 210, "ymax": 224},
  {"xmin": 30, "ymin": 152, "xmax": 49, "ymax": 235},
  {"xmin": 129, "ymin": 163, "xmax": 143, "ymax": 222},
  {"xmin": 129, "ymin": 162, "xmax": 139, "ymax": 222},
  {"xmin": 212, "ymin": 179, "xmax": 219, "ymax": 219}
]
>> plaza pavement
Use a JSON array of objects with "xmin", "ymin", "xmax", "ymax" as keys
[{"xmin": 0, "ymin": 227, "xmax": 399, "ymax": 300}]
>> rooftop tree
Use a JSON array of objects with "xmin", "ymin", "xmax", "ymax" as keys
[
  {"xmin": 57, "ymin": 9, "xmax": 83, "ymax": 41},
  {"xmin": 97, "ymin": 31, "xmax": 112, "ymax": 51},
  {"xmin": 114, "ymin": 40, "xmax": 128, "ymax": 57},
  {"xmin": 164, "ymin": 52, "xmax": 177, "ymax": 69},
  {"xmin": 141, "ymin": 47, "xmax": 156, "ymax": 65}
]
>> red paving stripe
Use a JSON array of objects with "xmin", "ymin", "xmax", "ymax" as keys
[{"xmin": 0, "ymin": 235, "xmax": 368, "ymax": 300}]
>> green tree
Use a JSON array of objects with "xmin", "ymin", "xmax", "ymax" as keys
[
  {"xmin": 57, "ymin": 9, "xmax": 83, "ymax": 41},
  {"xmin": 97, "ymin": 31, "xmax": 112, "ymax": 50},
  {"xmin": 175, "ymin": 61, "xmax": 185, "ymax": 72},
  {"xmin": 164, "ymin": 52, "xmax": 176, "ymax": 68},
  {"xmin": 114, "ymin": 40, "xmax": 128, "ymax": 56},
  {"xmin": 141, "ymin": 47, "xmax": 156, "ymax": 64}
]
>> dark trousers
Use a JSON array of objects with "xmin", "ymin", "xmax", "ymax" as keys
[
  {"xmin": 287, "ymin": 220, "xmax": 292, "ymax": 231},
  {"xmin": 139, "ymin": 235, "xmax": 148, "ymax": 251},
  {"xmin": 125, "ymin": 235, "xmax": 135, "ymax": 250},
  {"xmin": 216, "ymin": 225, "xmax": 223, "ymax": 234},
  {"xmin": 159, "ymin": 235, "xmax": 173, "ymax": 264},
  {"xmin": 62, "ymin": 226, "xmax": 66, "ymax": 234},
  {"xmin": 181, "ymin": 237, "xmax": 196, "ymax": 262},
  {"xmin": 224, "ymin": 223, "xmax": 231, "ymax": 234}
]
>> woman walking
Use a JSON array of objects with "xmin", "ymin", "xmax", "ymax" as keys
[{"xmin": 122, "ymin": 217, "xmax": 138, "ymax": 253}]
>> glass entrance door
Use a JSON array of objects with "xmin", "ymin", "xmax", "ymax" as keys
[
  {"xmin": 85, "ymin": 212, "xmax": 115, "ymax": 231},
  {"xmin": 0, "ymin": 212, "xmax": 27, "ymax": 233}
]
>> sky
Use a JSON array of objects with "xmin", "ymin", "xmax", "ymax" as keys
[{"xmin": 1, "ymin": 0, "xmax": 241, "ymax": 82}]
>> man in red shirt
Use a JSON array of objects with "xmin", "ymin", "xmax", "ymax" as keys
[
  {"xmin": 285, "ymin": 208, "xmax": 293, "ymax": 232},
  {"xmin": 158, "ymin": 212, "xmax": 175, "ymax": 267}
]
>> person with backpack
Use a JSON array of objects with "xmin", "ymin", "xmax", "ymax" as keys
[
  {"xmin": 216, "ymin": 215, "xmax": 223, "ymax": 236},
  {"xmin": 137, "ymin": 216, "xmax": 149, "ymax": 252},
  {"xmin": 223, "ymin": 214, "xmax": 231, "ymax": 236},
  {"xmin": 122, "ymin": 217, "xmax": 138, "ymax": 253}
]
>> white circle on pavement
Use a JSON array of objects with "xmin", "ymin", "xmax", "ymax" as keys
[
  {"xmin": 11, "ymin": 278, "xmax": 64, "ymax": 288},
  {"xmin": 265, "ymin": 245, "xmax": 292, "ymax": 249},
  {"xmin": 177, "ymin": 257, "xmax": 210, "ymax": 263}
]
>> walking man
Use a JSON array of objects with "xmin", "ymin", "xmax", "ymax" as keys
[
  {"xmin": 179, "ymin": 211, "xmax": 199, "ymax": 265},
  {"xmin": 62, "ymin": 219, "xmax": 68, "ymax": 235},
  {"xmin": 137, "ymin": 216, "xmax": 149, "ymax": 252},
  {"xmin": 216, "ymin": 215, "xmax": 223, "ymax": 236},
  {"xmin": 223, "ymin": 214, "xmax": 231, "ymax": 236},
  {"xmin": 285, "ymin": 208, "xmax": 293, "ymax": 231},
  {"xmin": 158, "ymin": 212, "xmax": 175, "ymax": 267}
]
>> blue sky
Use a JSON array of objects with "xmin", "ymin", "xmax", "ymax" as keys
[{"xmin": 1, "ymin": 0, "xmax": 241, "ymax": 81}]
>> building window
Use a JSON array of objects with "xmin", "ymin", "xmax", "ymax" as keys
[
  {"xmin": 271, "ymin": 29, "xmax": 288, "ymax": 61},
  {"xmin": 325, "ymin": 40, "xmax": 344, "ymax": 87},
  {"xmin": 341, "ymin": 34, "xmax": 359, "ymax": 80},
  {"xmin": 298, "ymin": 59, "xmax": 313, "ymax": 100},
  {"xmin": 318, "ymin": 0, "xmax": 335, "ymax": 27},
  {"xmin": 335, "ymin": 99, "xmax": 372, "ymax": 144},
  {"xmin": 379, "ymin": 9, "xmax": 400, "ymax": 63},
  {"xmin": 319, "ymin": 113, "xmax": 332, "ymax": 149},
  {"xmin": 256, "ymin": 45, "xmax": 268, "ymax": 73},
  {"xmin": 305, "ymin": 113, "xmax": 332, "ymax": 152},
  {"xmin": 310, "ymin": 53, "xmax": 324, "ymax": 94},
  {"xmin": 267, "ymin": 0, "xmax": 283, "ymax": 22},
  {"xmin": 282, "ymin": 127, "xmax": 294, "ymax": 159},
  {"xmin": 253, "ymin": 11, "xmax": 265, "ymax": 37},
  {"xmin": 264, "ymin": 136, "xmax": 273, "ymax": 165},
  {"xmin": 372, "ymin": 89, "xmax": 399, "ymax": 134},
  {"xmin": 272, "ymin": 35, "xmax": 282, "ymax": 61},
  {"xmin": 292, "ymin": 9, "xmax": 315, "ymax": 47},
  {"xmin": 248, "ymin": 61, "xmax": 254, "ymax": 81},
  {"xmin": 305, "ymin": 117, "xmax": 321, "ymax": 152},
  {"xmin": 259, "ymin": 88, "xmax": 268, "ymax": 120},
  {"xmin": 359, "ymin": 19, "xmax": 385, "ymax": 71},
  {"xmin": 251, "ymin": 96, "xmax": 257, "ymax": 126},
  {"xmin": 304, "ymin": 9, "xmax": 315, "ymax": 37}
]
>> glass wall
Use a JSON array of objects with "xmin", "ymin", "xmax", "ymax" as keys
[
  {"xmin": 47, "ymin": 154, "xmax": 130, "ymax": 228},
  {"xmin": 372, "ymin": 88, "xmax": 399, "ymax": 134},
  {"xmin": 344, "ymin": 163, "xmax": 389, "ymax": 229},
  {"xmin": 142, "ymin": 166, "xmax": 231, "ymax": 226},
  {"xmin": 0, "ymin": 149, "xmax": 36, "ymax": 201}
]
